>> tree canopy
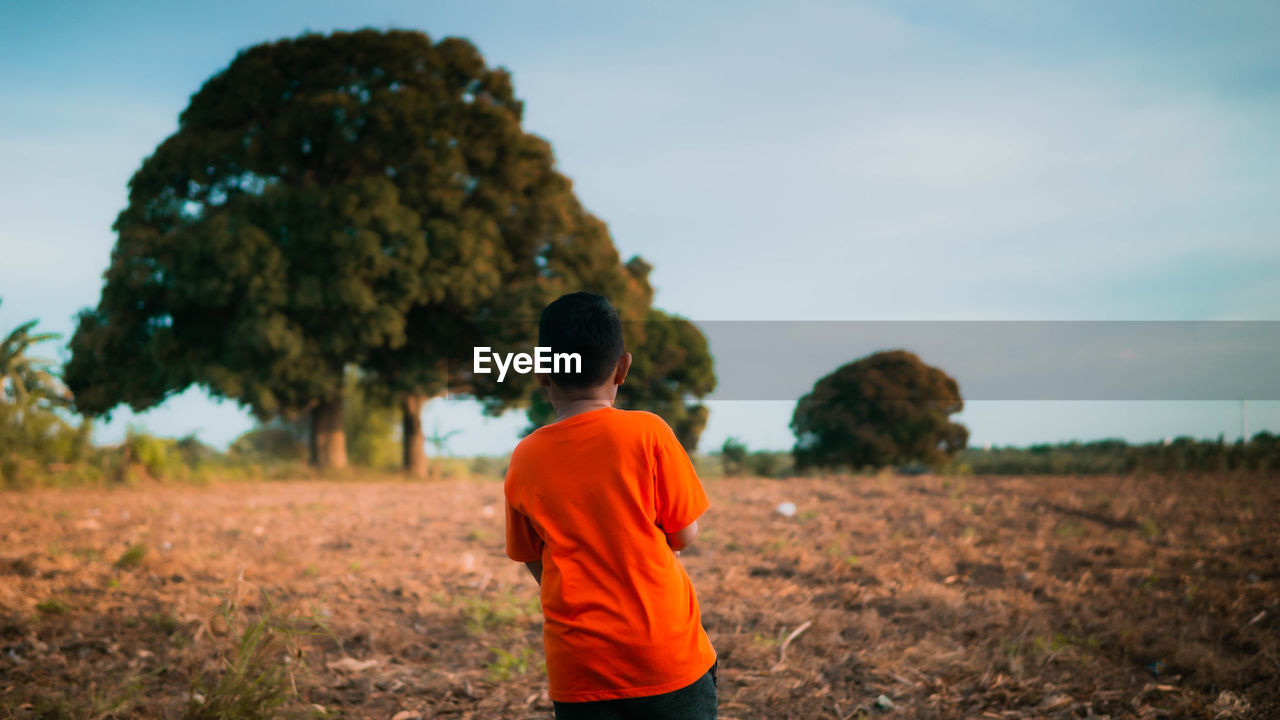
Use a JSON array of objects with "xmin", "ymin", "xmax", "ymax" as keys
[
  {"xmin": 791, "ymin": 349, "xmax": 967, "ymax": 470},
  {"xmin": 64, "ymin": 29, "xmax": 665, "ymax": 468}
]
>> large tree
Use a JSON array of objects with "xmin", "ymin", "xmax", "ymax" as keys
[
  {"xmin": 791, "ymin": 350, "xmax": 967, "ymax": 470},
  {"xmin": 373, "ymin": 200, "xmax": 657, "ymax": 476},
  {"xmin": 65, "ymin": 29, "xmax": 651, "ymax": 468}
]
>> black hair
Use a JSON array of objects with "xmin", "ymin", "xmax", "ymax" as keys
[{"xmin": 537, "ymin": 292, "xmax": 624, "ymax": 390}]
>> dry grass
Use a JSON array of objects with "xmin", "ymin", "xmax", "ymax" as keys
[{"xmin": 0, "ymin": 473, "xmax": 1276, "ymax": 719}]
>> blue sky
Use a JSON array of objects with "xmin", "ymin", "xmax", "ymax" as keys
[{"xmin": 2, "ymin": 0, "xmax": 1278, "ymax": 453}]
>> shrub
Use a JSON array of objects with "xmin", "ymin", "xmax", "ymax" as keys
[
  {"xmin": 229, "ymin": 421, "xmax": 308, "ymax": 463},
  {"xmin": 748, "ymin": 451, "xmax": 791, "ymax": 478},
  {"xmin": 720, "ymin": 437, "xmax": 749, "ymax": 476},
  {"xmin": 124, "ymin": 428, "xmax": 182, "ymax": 479}
]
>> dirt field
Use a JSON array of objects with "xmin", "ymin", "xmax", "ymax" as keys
[{"xmin": 1, "ymin": 473, "xmax": 1277, "ymax": 719}]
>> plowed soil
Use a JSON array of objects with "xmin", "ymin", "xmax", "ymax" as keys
[{"xmin": 1, "ymin": 473, "xmax": 1277, "ymax": 719}]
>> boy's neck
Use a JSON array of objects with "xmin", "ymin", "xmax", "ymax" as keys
[
  {"xmin": 541, "ymin": 352, "xmax": 631, "ymax": 422},
  {"xmin": 548, "ymin": 384, "xmax": 618, "ymax": 422}
]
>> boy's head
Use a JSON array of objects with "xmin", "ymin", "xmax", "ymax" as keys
[{"xmin": 538, "ymin": 292, "xmax": 625, "ymax": 391}]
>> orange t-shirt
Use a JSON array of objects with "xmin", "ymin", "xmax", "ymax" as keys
[{"xmin": 504, "ymin": 407, "xmax": 716, "ymax": 703}]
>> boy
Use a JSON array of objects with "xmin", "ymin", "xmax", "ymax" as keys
[{"xmin": 504, "ymin": 292, "xmax": 718, "ymax": 720}]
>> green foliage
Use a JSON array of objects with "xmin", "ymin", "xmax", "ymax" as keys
[
  {"xmin": 748, "ymin": 450, "xmax": 790, "ymax": 478},
  {"xmin": 720, "ymin": 437, "xmax": 749, "ymax": 476},
  {"xmin": 65, "ymin": 30, "xmax": 667, "ymax": 470},
  {"xmin": 125, "ymin": 427, "xmax": 182, "ymax": 478},
  {"xmin": 230, "ymin": 419, "xmax": 308, "ymax": 463},
  {"xmin": 342, "ymin": 369, "xmax": 398, "ymax": 469},
  {"xmin": 1, "ymin": 299, "xmax": 67, "ymax": 408},
  {"xmin": 485, "ymin": 646, "xmax": 537, "ymax": 681},
  {"xmin": 455, "ymin": 589, "xmax": 538, "ymax": 636},
  {"xmin": 616, "ymin": 308, "xmax": 715, "ymax": 449},
  {"xmin": 186, "ymin": 596, "xmax": 302, "ymax": 720},
  {"xmin": 959, "ymin": 434, "xmax": 1280, "ymax": 475},
  {"xmin": 24, "ymin": 672, "xmax": 143, "ymax": 719},
  {"xmin": 1, "ymin": 300, "xmax": 97, "ymax": 489},
  {"xmin": 467, "ymin": 455, "xmax": 508, "ymax": 478},
  {"xmin": 792, "ymin": 349, "xmax": 968, "ymax": 471},
  {"xmin": 1139, "ymin": 516, "xmax": 1160, "ymax": 539},
  {"xmin": 429, "ymin": 456, "xmax": 472, "ymax": 480},
  {"xmin": 719, "ymin": 437, "xmax": 792, "ymax": 478},
  {"xmin": 114, "ymin": 543, "xmax": 148, "ymax": 569},
  {"xmin": 36, "ymin": 598, "xmax": 70, "ymax": 615},
  {"xmin": 176, "ymin": 433, "xmax": 221, "ymax": 466}
]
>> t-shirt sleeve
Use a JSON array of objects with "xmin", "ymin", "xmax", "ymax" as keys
[
  {"xmin": 504, "ymin": 454, "xmax": 544, "ymax": 563},
  {"xmin": 505, "ymin": 498, "xmax": 545, "ymax": 563},
  {"xmin": 651, "ymin": 418, "xmax": 709, "ymax": 533}
]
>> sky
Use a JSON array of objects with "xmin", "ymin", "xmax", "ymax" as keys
[{"xmin": 1, "ymin": 0, "xmax": 1278, "ymax": 454}]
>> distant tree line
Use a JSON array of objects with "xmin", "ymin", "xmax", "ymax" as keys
[
  {"xmin": 703, "ymin": 434, "xmax": 1280, "ymax": 480},
  {"xmin": 959, "ymin": 434, "xmax": 1280, "ymax": 476}
]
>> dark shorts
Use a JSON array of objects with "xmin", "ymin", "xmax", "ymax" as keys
[{"xmin": 552, "ymin": 661, "xmax": 718, "ymax": 720}]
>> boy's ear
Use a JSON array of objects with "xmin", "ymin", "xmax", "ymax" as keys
[{"xmin": 614, "ymin": 352, "xmax": 632, "ymax": 386}]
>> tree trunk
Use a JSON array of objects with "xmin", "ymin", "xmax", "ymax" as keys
[
  {"xmin": 310, "ymin": 398, "xmax": 348, "ymax": 469},
  {"xmin": 402, "ymin": 393, "xmax": 428, "ymax": 478}
]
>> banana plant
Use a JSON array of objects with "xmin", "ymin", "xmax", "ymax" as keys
[{"xmin": 1, "ymin": 299, "xmax": 67, "ymax": 407}]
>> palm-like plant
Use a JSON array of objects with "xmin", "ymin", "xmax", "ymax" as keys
[{"xmin": 1, "ymin": 299, "xmax": 67, "ymax": 407}]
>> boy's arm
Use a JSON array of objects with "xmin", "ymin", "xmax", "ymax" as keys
[
  {"xmin": 524, "ymin": 561, "xmax": 543, "ymax": 585},
  {"xmin": 651, "ymin": 416, "xmax": 710, "ymax": 552},
  {"xmin": 666, "ymin": 520, "xmax": 699, "ymax": 552},
  {"xmin": 505, "ymin": 491, "xmax": 545, "ymax": 582}
]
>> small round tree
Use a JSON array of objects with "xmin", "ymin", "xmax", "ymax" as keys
[{"xmin": 791, "ymin": 350, "xmax": 968, "ymax": 471}]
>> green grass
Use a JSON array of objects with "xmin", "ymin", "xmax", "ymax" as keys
[
  {"xmin": 765, "ymin": 536, "xmax": 791, "ymax": 552},
  {"xmin": 485, "ymin": 646, "xmax": 537, "ymax": 681},
  {"xmin": 185, "ymin": 593, "xmax": 318, "ymax": 720},
  {"xmin": 26, "ymin": 672, "xmax": 144, "ymax": 719},
  {"xmin": 751, "ymin": 632, "xmax": 779, "ymax": 650},
  {"xmin": 1139, "ymin": 516, "xmax": 1161, "ymax": 539},
  {"xmin": 142, "ymin": 611, "xmax": 180, "ymax": 635},
  {"xmin": 456, "ymin": 590, "xmax": 539, "ymax": 636},
  {"xmin": 72, "ymin": 546, "xmax": 102, "ymax": 562},
  {"xmin": 36, "ymin": 598, "xmax": 69, "ymax": 615},
  {"xmin": 114, "ymin": 543, "xmax": 148, "ymax": 569},
  {"xmin": 1054, "ymin": 520, "xmax": 1087, "ymax": 539}
]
